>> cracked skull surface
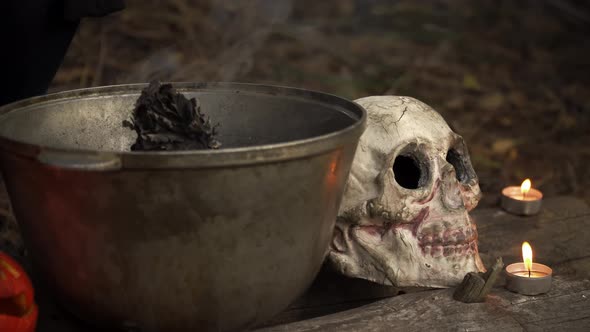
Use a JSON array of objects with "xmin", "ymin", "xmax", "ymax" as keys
[{"xmin": 328, "ymin": 96, "xmax": 485, "ymax": 288}]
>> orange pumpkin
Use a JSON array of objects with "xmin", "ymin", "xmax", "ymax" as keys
[{"xmin": 0, "ymin": 252, "xmax": 38, "ymax": 332}]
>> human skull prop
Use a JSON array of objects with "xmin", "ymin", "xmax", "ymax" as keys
[{"xmin": 328, "ymin": 96, "xmax": 485, "ymax": 288}]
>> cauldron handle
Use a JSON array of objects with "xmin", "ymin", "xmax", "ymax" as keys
[{"xmin": 37, "ymin": 150, "xmax": 121, "ymax": 171}]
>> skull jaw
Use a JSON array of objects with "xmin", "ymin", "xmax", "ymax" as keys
[{"xmin": 329, "ymin": 224, "xmax": 485, "ymax": 288}]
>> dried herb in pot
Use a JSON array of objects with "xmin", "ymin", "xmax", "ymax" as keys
[{"xmin": 123, "ymin": 81, "xmax": 221, "ymax": 151}]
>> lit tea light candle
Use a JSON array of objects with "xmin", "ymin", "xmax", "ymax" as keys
[
  {"xmin": 501, "ymin": 178, "xmax": 543, "ymax": 215},
  {"xmin": 505, "ymin": 242, "xmax": 552, "ymax": 295}
]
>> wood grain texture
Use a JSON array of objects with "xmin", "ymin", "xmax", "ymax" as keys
[
  {"xmin": 259, "ymin": 277, "xmax": 590, "ymax": 332},
  {"xmin": 476, "ymin": 196, "xmax": 590, "ymax": 279}
]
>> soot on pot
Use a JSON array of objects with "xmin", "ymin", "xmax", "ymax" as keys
[{"xmin": 123, "ymin": 81, "xmax": 221, "ymax": 151}]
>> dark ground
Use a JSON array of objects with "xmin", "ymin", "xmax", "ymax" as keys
[{"xmin": 1, "ymin": 0, "xmax": 589, "ymax": 249}]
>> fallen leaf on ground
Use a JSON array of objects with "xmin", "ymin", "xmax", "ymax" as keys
[{"xmin": 463, "ymin": 74, "xmax": 481, "ymax": 91}]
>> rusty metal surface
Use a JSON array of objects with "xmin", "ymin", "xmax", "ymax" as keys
[{"xmin": 0, "ymin": 83, "xmax": 366, "ymax": 331}]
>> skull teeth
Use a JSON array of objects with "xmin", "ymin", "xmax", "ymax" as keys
[
  {"xmin": 418, "ymin": 226, "xmax": 477, "ymax": 258},
  {"xmin": 418, "ymin": 228, "xmax": 475, "ymax": 247},
  {"xmin": 421, "ymin": 241, "xmax": 477, "ymax": 257}
]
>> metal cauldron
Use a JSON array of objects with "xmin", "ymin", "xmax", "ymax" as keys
[{"xmin": 0, "ymin": 83, "xmax": 366, "ymax": 331}]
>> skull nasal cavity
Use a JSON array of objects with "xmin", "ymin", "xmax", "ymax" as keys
[{"xmin": 393, "ymin": 155, "xmax": 423, "ymax": 189}]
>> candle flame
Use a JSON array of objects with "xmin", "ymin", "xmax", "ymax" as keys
[
  {"xmin": 521, "ymin": 179, "xmax": 532, "ymax": 197},
  {"xmin": 522, "ymin": 241, "xmax": 533, "ymax": 274}
]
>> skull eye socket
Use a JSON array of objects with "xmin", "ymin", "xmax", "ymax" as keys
[
  {"xmin": 392, "ymin": 153, "xmax": 429, "ymax": 190},
  {"xmin": 446, "ymin": 145, "xmax": 475, "ymax": 183}
]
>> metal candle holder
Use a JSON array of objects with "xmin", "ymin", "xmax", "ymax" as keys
[
  {"xmin": 505, "ymin": 262, "xmax": 552, "ymax": 295},
  {"xmin": 501, "ymin": 186, "xmax": 543, "ymax": 216}
]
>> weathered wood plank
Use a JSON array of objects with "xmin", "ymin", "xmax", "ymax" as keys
[
  {"xmin": 259, "ymin": 277, "xmax": 590, "ymax": 332},
  {"xmin": 476, "ymin": 196, "xmax": 590, "ymax": 279},
  {"xmin": 260, "ymin": 196, "xmax": 590, "ymax": 329}
]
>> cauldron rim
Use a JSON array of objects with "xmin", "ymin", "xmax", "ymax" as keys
[{"xmin": 0, "ymin": 82, "xmax": 366, "ymax": 169}]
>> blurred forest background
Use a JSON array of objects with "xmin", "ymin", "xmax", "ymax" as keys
[{"xmin": 48, "ymin": 0, "xmax": 590, "ymax": 208}]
